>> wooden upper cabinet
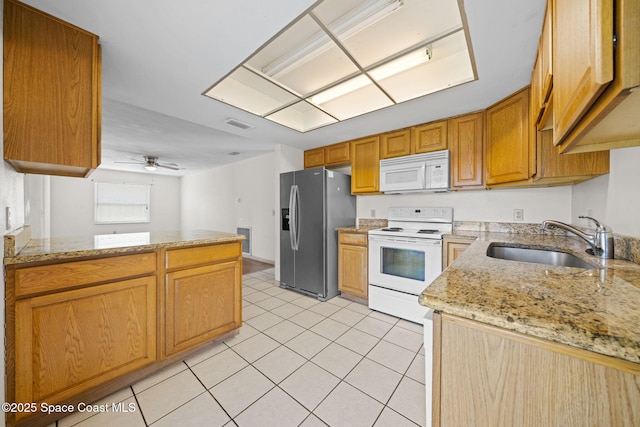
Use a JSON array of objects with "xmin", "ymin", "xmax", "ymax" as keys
[
  {"xmin": 412, "ymin": 120, "xmax": 448, "ymax": 153},
  {"xmin": 380, "ymin": 128, "xmax": 412, "ymax": 159},
  {"xmin": 324, "ymin": 141, "xmax": 350, "ymax": 166},
  {"xmin": 449, "ymin": 112, "xmax": 484, "ymax": 189},
  {"xmin": 554, "ymin": 0, "xmax": 640, "ymax": 153},
  {"xmin": 304, "ymin": 147, "xmax": 325, "ymax": 169},
  {"xmin": 350, "ymin": 135, "xmax": 380, "ymax": 194},
  {"xmin": 486, "ymin": 87, "xmax": 532, "ymax": 186},
  {"xmin": 304, "ymin": 142, "xmax": 350, "ymax": 168},
  {"xmin": 540, "ymin": 1, "xmax": 553, "ymax": 105},
  {"xmin": 3, "ymin": 0, "xmax": 102, "ymax": 177},
  {"xmin": 552, "ymin": 0, "xmax": 614, "ymax": 146}
]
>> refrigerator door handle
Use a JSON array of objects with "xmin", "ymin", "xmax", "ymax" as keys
[
  {"xmin": 293, "ymin": 184, "xmax": 301, "ymax": 250},
  {"xmin": 289, "ymin": 185, "xmax": 297, "ymax": 250}
]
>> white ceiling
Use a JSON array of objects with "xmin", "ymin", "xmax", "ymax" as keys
[{"xmin": 21, "ymin": 0, "xmax": 546, "ymax": 176}]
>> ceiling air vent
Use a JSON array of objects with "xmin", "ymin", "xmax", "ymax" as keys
[{"xmin": 225, "ymin": 118, "xmax": 254, "ymax": 130}]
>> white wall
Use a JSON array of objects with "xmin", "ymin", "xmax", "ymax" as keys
[
  {"xmin": 572, "ymin": 146, "xmax": 640, "ymax": 237},
  {"xmin": 49, "ymin": 169, "xmax": 181, "ymax": 237},
  {"xmin": 357, "ymin": 185, "xmax": 573, "ymax": 224},
  {"xmin": 181, "ymin": 152, "xmax": 278, "ymax": 262}
]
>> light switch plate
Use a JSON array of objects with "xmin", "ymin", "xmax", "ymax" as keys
[{"xmin": 6, "ymin": 206, "xmax": 13, "ymax": 230}]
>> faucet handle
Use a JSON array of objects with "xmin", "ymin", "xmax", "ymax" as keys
[{"xmin": 578, "ymin": 216, "xmax": 610, "ymax": 233}]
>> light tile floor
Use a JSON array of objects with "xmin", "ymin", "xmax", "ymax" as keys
[{"xmin": 53, "ymin": 269, "xmax": 427, "ymax": 427}]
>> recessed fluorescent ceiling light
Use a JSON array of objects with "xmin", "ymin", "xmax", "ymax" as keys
[{"xmin": 204, "ymin": 0, "xmax": 476, "ymax": 133}]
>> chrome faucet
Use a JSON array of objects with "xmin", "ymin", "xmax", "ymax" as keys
[{"xmin": 541, "ymin": 216, "xmax": 614, "ymax": 259}]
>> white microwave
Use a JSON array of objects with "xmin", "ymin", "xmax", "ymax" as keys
[{"xmin": 379, "ymin": 150, "xmax": 450, "ymax": 194}]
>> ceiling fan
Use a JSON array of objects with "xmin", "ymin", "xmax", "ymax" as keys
[{"xmin": 115, "ymin": 155, "xmax": 181, "ymax": 171}]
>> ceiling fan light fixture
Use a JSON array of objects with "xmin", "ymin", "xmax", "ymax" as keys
[{"xmin": 144, "ymin": 164, "xmax": 158, "ymax": 171}]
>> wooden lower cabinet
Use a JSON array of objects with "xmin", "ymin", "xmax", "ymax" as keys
[
  {"xmin": 163, "ymin": 246, "xmax": 242, "ymax": 356},
  {"xmin": 338, "ymin": 232, "xmax": 368, "ymax": 299},
  {"xmin": 5, "ymin": 242, "xmax": 243, "ymax": 426},
  {"xmin": 433, "ymin": 313, "xmax": 640, "ymax": 426},
  {"xmin": 442, "ymin": 236, "xmax": 474, "ymax": 269},
  {"xmin": 14, "ymin": 277, "xmax": 156, "ymax": 418}
]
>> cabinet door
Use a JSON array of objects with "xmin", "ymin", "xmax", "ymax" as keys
[
  {"xmin": 3, "ymin": 0, "xmax": 101, "ymax": 177},
  {"xmin": 434, "ymin": 313, "xmax": 640, "ymax": 427},
  {"xmin": 449, "ymin": 113, "xmax": 484, "ymax": 188},
  {"xmin": 324, "ymin": 142, "xmax": 350, "ymax": 166},
  {"xmin": 552, "ymin": 0, "xmax": 614, "ymax": 145},
  {"xmin": 444, "ymin": 242, "xmax": 471, "ymax": 268},
  {"xmin": 380, "ymin": 128, "xmax": 412, "ymax": 159},
  {"xmin": 350, "ymin": 136, "xmax": 380, "ymax": 194},
  {"xmin": 412, "ymin": 121, "xmax": 448, "ymax": 153},
  {"xmin": 304, "ymin": 147, "xmax": 325, "ymax": 169},
  {"xmin": 338, "ymin": 243, "xmax": 368, "ymax": 298},
  {"xmin": 486, "ymin": 88, "xmax": 532, "ymax": 185},
  {"xmin": 14, "ymin": 277, "xmax": 156, "ymax": 414},
  {"xmin": 164, "ymin": 260, "xmax": 242, "ymax": 356}
]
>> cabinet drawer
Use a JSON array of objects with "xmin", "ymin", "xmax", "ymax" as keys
[
  {"xmin": 339, "ymin": 232, "xmax": 367, "ymax": 246},
  {"xmin": 166, "ymin": 242, "xmax": 241, "ymax": 270},
  {"xmin": 14, "ymin": 252, "xmax": 157, "ymax": 297}
]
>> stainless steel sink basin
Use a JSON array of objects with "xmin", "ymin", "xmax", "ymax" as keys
[{"xmin": 486, "ymin": 244, "xmax": 595, "ymax": 269}]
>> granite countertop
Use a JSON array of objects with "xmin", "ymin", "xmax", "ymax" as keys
[
  {"xmin": 336, "ymin": 225, "xmax": 381, "ymax": 234},
  {"xmin": 4, "ymin": 227, "xmax": 245, "ymax": 265},
  {"xmin": 420, "ymin": 232, "xmax": 640, "ymax": 364},
  {"xmin": 336, "ymin": 218, "xmax": 388, "ymax": 234}
]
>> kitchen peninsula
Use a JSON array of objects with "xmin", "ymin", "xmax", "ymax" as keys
[
  {"xmin": 421, "ymin": 230, "xmax": 640, "ymax": 426},
  {"xmin": 4, "ymin": 227, "xmax": 244, "ymax": 427}
]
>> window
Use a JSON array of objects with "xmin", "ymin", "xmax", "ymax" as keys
[{"xmin": 95, "ymin": 182, "xmax": 151, "ymax": 224}]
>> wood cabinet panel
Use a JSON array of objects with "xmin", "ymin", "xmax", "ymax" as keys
[
  {"xmin": 380, "ymin": 128, "xmax": 412, "ymax": 159},
  {"xmin": 164, "ymin": 260, "xmax": 242, "ymax": 356},
  {"xmin": 338, "ymin": 233, "xmax": 368, "ymax": 299},
  {"xmin": 449, "ymin": 113, "xmax": 484, "ymax": 188},
  {"xmin": 412, "ymin": 121, "xmax": 448, "ymax": 153},
  {"xmin": 304, "ymin": 148, "xmax": 325, "ymax": 169},
  {"xmin": 338, "ymin": 232, "xmax": 367, "ymax": 246},
  {"xmin": 350, "ymin": 136, "xmax": 380, "ymax": 194},
  {"xmin": 324, "ymin": 142, "xmax": 350, "ymax": 165},
  {"xmin": 486, "ymin": 87, "xmax": 532, "ymax": 185},
  {"xmin": 435, "ymin": 313, "xmax": 640, "ymax": 427},
  {"xmin": 552, "ymin": 0, "xmax": 614, "ymax": 146},
  {"xmin": 166, "ymin": 242, "xmax": 241, "ymax": 270},
  {"xmin": 555, "ymin": 0, "xmax": 640, "ymax": 153},
  {"xmin": 14, "ymin": 277, "xmax": 156, "ymax": 414},
  {"xmin": 443, "ymin": 241, "xmax": 472, "ymax": 269},
  {"xmin": 15, "ymin": 252, "xmax": 156, "ymax": 297},
  {"xmin": 3, "ymin": 0, "xmax": 101, "ymax": 177}
]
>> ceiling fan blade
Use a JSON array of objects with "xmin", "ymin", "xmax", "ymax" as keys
[
  {"xmin": 157, "ymin": 163, "xmax": 181, "ymax": 170},
  {"xmin": 114, "ymin": 160, "xmax": 144, "ymax": 164}
]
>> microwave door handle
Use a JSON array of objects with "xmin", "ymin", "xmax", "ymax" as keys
[{"xmin": 421, "ymin": 163, "xmax": 427, "ymax": 188}]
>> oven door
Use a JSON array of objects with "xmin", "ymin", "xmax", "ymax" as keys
[{"xmin": 368, "ymin": 234, "xmax": 442, "ymax": 295}]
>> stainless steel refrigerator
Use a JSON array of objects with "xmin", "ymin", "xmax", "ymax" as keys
[{"xmin": 280, "ymin": 167, "xmax": 356, "ymax": 301}]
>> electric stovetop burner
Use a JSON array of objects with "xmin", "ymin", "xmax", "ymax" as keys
[
  {"xmin": 417, "ymin": 229, "xmax": 439, "ymax": 234},
  {"xmin": 381, "ymin": 227, "xmax": 403, "ymax": 232}
]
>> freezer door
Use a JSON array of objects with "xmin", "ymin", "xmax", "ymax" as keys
[
  {"xmin": 293, "ymin": 168, "xmax": 326, "ymax": 297},
  {"xmin": 279, "ymin": 171, "xmax": 295, "ymax": 287}
]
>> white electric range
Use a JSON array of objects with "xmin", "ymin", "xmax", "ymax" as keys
[{"xmin": 368, "ymin": 207, "xmax": 453, "ymax": 324}]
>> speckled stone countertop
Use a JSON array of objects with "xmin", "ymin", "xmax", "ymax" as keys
[
  {"xmin": 4, "ymin": 228, "xmax": 245, "ymax": 265},
  {"xmin": 420, "ymin": 232, "xmax": 640, "ymax": 364},
  {"xmin": 336, "ymin": 218, "xmax": 388, "ymax": 234}
]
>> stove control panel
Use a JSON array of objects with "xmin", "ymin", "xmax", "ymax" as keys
[{"xmin": 388, "ymin": 207, "xmax": 453, "ymax": 223}]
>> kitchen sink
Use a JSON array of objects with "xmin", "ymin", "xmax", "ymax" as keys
[{"xmin": 486, "ymin": 244, "xmax": 595, "ymax": 269}]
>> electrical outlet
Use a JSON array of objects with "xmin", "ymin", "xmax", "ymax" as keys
[
  {"xmin": 371, "ymin": 209, "xmax": 376, "ymax": 218},
  {"xmin": 513, "ymin": 209, "xmax": 524, "ymax": 221}
]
